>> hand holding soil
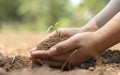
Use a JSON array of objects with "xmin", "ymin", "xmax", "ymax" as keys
[
  {"xmin": 30, "ymin": 31, "xmax": 105, "ymax": 68},
  {"xmin": 30, "ymin": 28, "xmax": 84, "ymax": 51},
  {"xmin": 30, "ymin": 28, "xmax": 90, "ymax": 67}
]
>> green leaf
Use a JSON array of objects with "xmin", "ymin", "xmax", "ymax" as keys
[
  {"xmin": 47, "ymin": 25, "xmax": 54, "ymax": 32},
  {"xmin": 47, "ymin": 20, "xmax": 63, "ymax": 32},
  {"xmin": 54, "ymin": 20, "xmax": 63, "ymax": 29}
]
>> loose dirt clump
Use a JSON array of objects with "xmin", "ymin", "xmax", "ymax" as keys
[
  {"xmin": 0, "ymin": 54, "xmax": 32, "ymax": 72},
  {"xmin": 36, "ymin": 34, "xmax": 70, "ymax": 50}
]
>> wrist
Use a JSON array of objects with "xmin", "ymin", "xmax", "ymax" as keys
[
  {"xmin": 81, "ymin": 19, "xmax": 99, "ymax": 32},
  {"xmin": 94, "ymin": 30, "xmax": 119, "ymax": 53},
  {"xmin": 89, "ymin": 32, "xmax": 107, "ymax": 54}
]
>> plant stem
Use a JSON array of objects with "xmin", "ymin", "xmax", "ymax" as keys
[{"xmin": 56, "ymin": 29, "xmax": 60, "ymax": 39}]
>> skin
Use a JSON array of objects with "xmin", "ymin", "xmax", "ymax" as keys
[{"xmin": 30, "ymin": 0, "xmax": 120, "ymax": 67}]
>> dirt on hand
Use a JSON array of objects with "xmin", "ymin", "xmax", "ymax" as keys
[{"xmin": 36, "ymin": 34, "xmax": 70, "ymax": 50}]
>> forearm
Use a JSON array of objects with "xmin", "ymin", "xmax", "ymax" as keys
[
  {"xmin": 82, "ymin": 0, "xmax": 120, "ymax": 31},
  {"xmin": 95, "ymin": 12, "xmax": 120, "ymax": 53}
]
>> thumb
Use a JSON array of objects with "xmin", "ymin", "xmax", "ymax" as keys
[{"xmin": 49, "ymin": 37, "xmax": 79, "ymax": 55}]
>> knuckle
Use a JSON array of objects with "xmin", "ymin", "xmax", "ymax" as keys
[
  {"xmin": 55, "ymin": 44, "xmax": 65, "ymax": 54},
  {"xmin": 71, "ymin": 39, "xmax": 80, "ymax": 47}
]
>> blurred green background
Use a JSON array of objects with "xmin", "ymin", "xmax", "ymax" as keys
[{"xmin": 0, "ymin": 0, "xmax": 108, "ymax": 33}]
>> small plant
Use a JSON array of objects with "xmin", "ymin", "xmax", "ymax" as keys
[
  {"xmin": 47, "ymin": 20, "xmax": 80, "ymax": 70},
  {"xmin": 47, "ymin": 20, "xmax": 63, "ymax": 38},
  {"xmin": 37, "ymin": 20, "xmax": 63, "ymax": 65}
]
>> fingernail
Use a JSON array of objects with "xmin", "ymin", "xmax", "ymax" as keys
[
  {"xmin": 28, "ymin": 54, "xmax": 31, "ymax": 58},
  {"xmin": 30, "ymin": 47, "xmax": 37, "ymax": 54},
  {"xmin": 49, "ymin": 47, "xmax": 57, "ymax": 55},
  {"xmin": 31, "ymin": 47, "xmax": 37, "ymax": 51}
]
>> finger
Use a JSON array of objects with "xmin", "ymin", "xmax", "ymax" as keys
[
  {"xmin": 41, "ymin": 59, "xmax": 63, "ymax": 68},
  {"xmin": 30, "ymin": 47, "xmax": 37, "ymax": 53},
  {"xmin": 30, "ymin": 50, "xmax": 51, "ymax": 59},
  {"xmin": 49, "ymin": 36, "xmax": 80, "ymax": 55},
  {"xmin": 51, "ymin": 51, "xmax": 73, "ymax": 61},
  {"xmin": 30, "ymin": 50, "xmax": 73, "ymax": 61},
  {"xmin": 30, "ymin": 50, "xmax": 68, "ymax": 61},
  {"xmin": 31, "ymin": 57, "xmax": 63, "ymax": 68}
]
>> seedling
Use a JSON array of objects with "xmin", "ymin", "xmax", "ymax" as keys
[
  {"xmin": 39, "ymin": 20, "xmax": 104, "ymax": 71},
  {"xmin": 37, "ymin": 21, "xmax": 63, "ymax": 66},
  {"xmin": 47, "ymin": 20, "xmax": 63, "ymax": 38},
  {"xmin": 47, "ymin": 20, "xmax": 80, "ymax": 70}
]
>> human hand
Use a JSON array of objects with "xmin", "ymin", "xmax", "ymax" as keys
[
  {"xmin": 30, "ymin": 32, "xmax": 104, "ymax": 67},
  {"xmin": 31, "ymin": 28, "xmax": 85, "ymax": 51}
]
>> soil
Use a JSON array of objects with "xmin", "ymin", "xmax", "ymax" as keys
[
  {"xmin": 0, "ymin": 50, "xmax": 119, "ymax": 75},
  {"xmin": 0, "ymin": 54, "xmax": 32, "ymax": 72},
  {"xmin": 36, "ymin": 34, "xmax": 70, "ymax": 50},
  {"xmin": 0, "ymin": 34, "xmax": 120, "ymax": 75}
]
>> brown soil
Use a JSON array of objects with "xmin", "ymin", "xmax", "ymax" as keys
[
  {"xmin": 36, "ymin": 34, "xmax": 70, "ymax": 50},
  {"xmin": 0, "ymin": 33, "xmax": 120, "ymax": 75},
  {"xmin": 0, "ymin": 54, "xmax": 32, "ymax": 72},
  {"xmin": 0, "ymin": 50, "xmax": 119, "ymax": 75}
]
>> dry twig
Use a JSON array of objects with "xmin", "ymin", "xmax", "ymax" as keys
[
  {"xmin": 11, "ymin": 56, "xmax": 16, "ymax": 64},
  {"xmin": 61, "ymin": 49, "xmax": 78, "ymax": 70},
  {"xmin": 37, "ymin": 59, "xmax": 44, "ymax": 65}
]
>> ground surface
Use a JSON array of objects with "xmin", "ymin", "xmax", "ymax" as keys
[{"xmin": 0, "ymin": 32, "xmax": 120, "ymax": 75}]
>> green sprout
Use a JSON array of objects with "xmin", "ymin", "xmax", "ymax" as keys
[{"xmin": 47, "ymin": 20, "xmax": 63, "ymax": 38}]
